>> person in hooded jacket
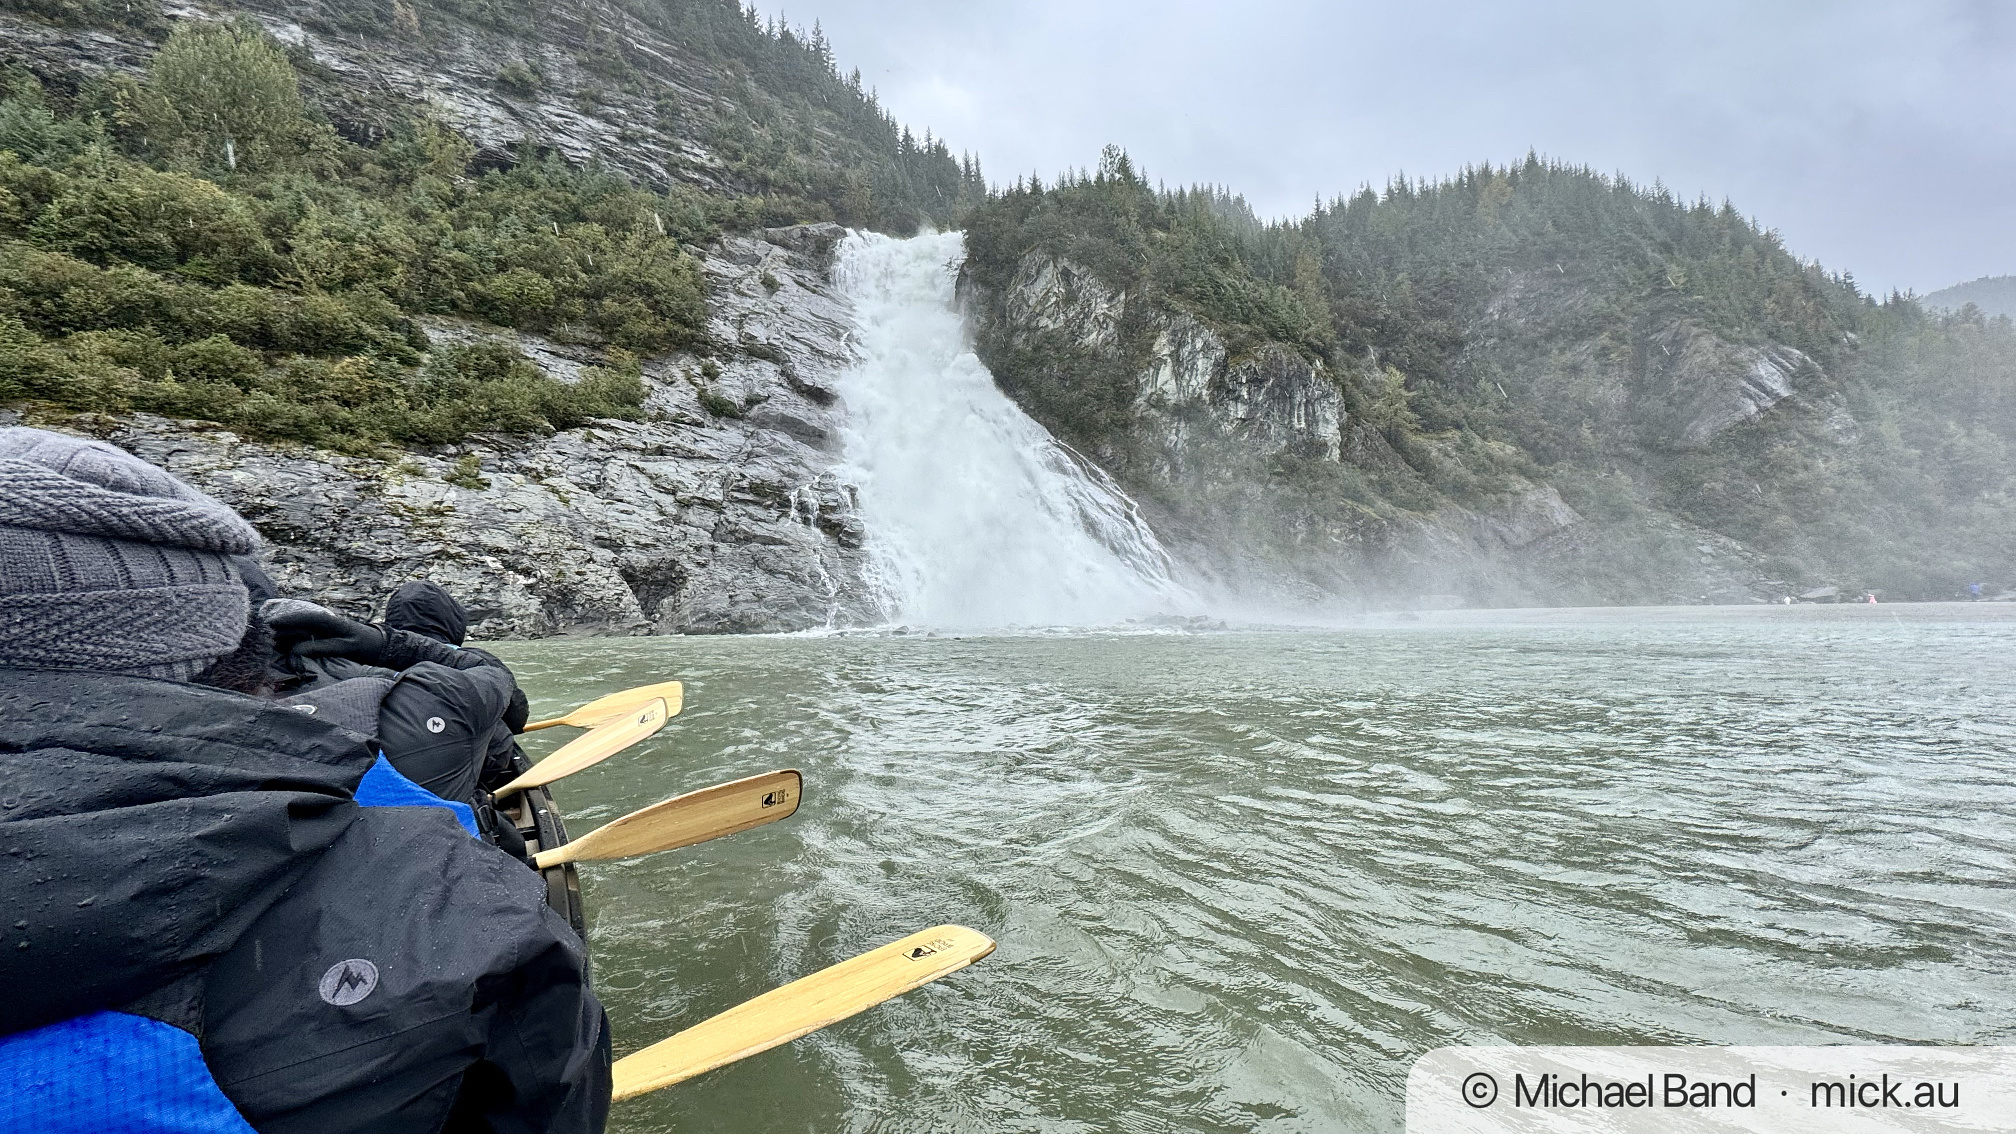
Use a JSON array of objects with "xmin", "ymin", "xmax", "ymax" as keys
[
  {"xmin": 211, "ymin": 557, "xmax": 517, "ymax": 806},
  {"xmin": 385, "ymin": 580, "xmax": 478, "ymax": 655},
  {"xmin": 260, "ymin": 578, "xmax": 530, "ymax": 789},
  {"xmin": 382, "ymin": 579, "xmax": 538, "ymax": 796},
  {"xmin": 259, "ymin": 583, "xmax": 536, "ymax": 861},
  {"xmin": 265, "ymin": 596, "xmax": 519, "ymax": 810},
  {"xmin": 0, "ymin": 427, "xmax": 610, "ymax": 1134}
]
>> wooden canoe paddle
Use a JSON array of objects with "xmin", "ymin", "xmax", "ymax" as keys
[
  {"xmin": 524, "ymin": 681, "xmax": 685, "ymax": 731},
  {"xmin": 531, "ymin": 769, "xmax": 802, "ymax": 869},
  {"xmin": 612, "ymin": 924, "xmax": 996, "ymax": 1101},
  {"xmin": 493, "ymin": 697, "xmax": 670, "ymax": 797}
]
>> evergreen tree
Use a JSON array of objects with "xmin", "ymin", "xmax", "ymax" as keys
[{"xmin": 129, "ymin": 19, "xmax": 313, "ymax": 175}]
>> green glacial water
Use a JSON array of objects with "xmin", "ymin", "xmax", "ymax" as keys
[{"xmin": 491, "ymin": 604, "xmax": 2016, "ymax": 1133}]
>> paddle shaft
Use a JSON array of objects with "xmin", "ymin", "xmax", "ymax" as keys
[
  {"xmin": 494, "ymin": 698, "xmax": 669, "ymax": 797},
  {"xmin": 525, "ymin": 681, "xmax": 684, "ymax": 731},
  {"xmin": 612, "ymin": 925, "xmax": 996, "ymax": 1101},
  {"xmin": 532, "ymin": 769, "xmax": 801, "ymax": 869}
]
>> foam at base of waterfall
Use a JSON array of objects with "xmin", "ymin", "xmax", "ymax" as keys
[{"xmin": 833, "ymin": 231, "xmax": 1190, "ymax": 629}]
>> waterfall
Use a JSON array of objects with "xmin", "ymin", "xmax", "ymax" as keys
[{"xmin": 833, "ymin": 231, "xmax": 1189, "ymax": 629}]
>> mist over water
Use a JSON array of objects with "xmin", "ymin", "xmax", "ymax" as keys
[{"xmin": 832, "ymin": 230, "xmax": 1188, "ymax": 629}]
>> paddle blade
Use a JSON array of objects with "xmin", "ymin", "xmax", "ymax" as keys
[
  {"xmin": 494, "ymin": 698, "xmax": 669, "ymax": 796},
  {"xmin": 525, "ymin": 681, "xmax": 685, "ymax": 731},
  {"xmin": 611, "ymin": 924, "xmax": 996, "ymax": 1101},
  {"xmin": 533, "ymin": 769, "xmax": 802, "ymax": 869}
]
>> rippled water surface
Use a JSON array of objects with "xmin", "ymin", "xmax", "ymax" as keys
[{"xmin": 490, "ymin": 605, "xmax": 2016, "ymax": 1133}]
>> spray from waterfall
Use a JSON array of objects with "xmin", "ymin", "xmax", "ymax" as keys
[{"xmin": 833, "ymin": 231, "xmax": 1190, "ymax": 629}]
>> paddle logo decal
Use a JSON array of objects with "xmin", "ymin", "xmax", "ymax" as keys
[
  {"xmin": 762, "ymin": 788, "xmax": 791, "ymax": 808},
  {"xmin": 906, "ymin": 936, "xmax": 958, "ymax": 961},
  {"xmin": 319, "ymin": 959, "xmax": 380, "ymax": 1006}
]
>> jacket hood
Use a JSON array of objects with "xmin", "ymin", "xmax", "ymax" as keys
[
  {"xmin": 0, "ymin": 667, "xmax": 374, "ymax": 1035},
  {"xmin": 384, "ymin": 582, "xmax": 468, "ymax": 646}
]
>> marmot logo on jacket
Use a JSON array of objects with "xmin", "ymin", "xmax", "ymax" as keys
[{"xmin": 318, "ymin": 959, "xmax": 379, "ymax": 1006}]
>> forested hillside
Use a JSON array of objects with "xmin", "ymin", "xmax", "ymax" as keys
[
  {"xmin": 0, "ymin": 0, "xmax": 948, "ymax": 635},
  {"xmin": 0, "ymin": 0, "xmax": 984, "ymax": 451},
  {"xmin": 963, "ymin": 151, "xmax": 2016, "ymax": 602},
  {"xmin": 1922, "ymin": 276, "xmax": 2016, "ymax": 320},
  {"xmin": 1, "ymin": 0, "xmax": 985, "ymax": 229}
]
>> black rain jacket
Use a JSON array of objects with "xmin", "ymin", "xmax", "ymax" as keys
[
  {"xmin": 283, "ymin": 662, "xmax": 514, "ymax": 807},
  {"xmin": 0, "ymin": 667, "xmax": 611, "ymax": 1134},
  {"xmin": 380, "ymin": 582, "xmax": 530, "ymax": 738},
  {"xmin": 283, "ymin": 649, "xmax": 524, "ymax": 798}
]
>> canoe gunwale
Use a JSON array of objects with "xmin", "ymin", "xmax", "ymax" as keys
[{"xmin": 498, "ymin": 750, "xmax": 587, "ymax": 941}]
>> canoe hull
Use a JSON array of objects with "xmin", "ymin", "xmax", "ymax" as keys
[{"xmin": 498, "ymin": 751, "xmax": 587, "ymax": 940}]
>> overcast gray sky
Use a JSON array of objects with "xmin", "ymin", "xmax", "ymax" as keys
[{"xmin": 782, "ymin": 0, "xmax": 2016, "ymax": 296}]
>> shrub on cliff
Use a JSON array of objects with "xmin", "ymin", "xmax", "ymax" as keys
[
  {"xmin": 0, "ymin": 42, "xmax": 698, "ymax": 452},
  {"xmin": 0, "ymin": 82, "xmax": 102, "ymax": 165},
  {"xmin": 127, "ymin": 20, "xmax": 325, "ymax": 175}
]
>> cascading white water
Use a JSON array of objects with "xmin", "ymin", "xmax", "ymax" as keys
[{"xmin": 833, "ymin": 230, "xmax": 1189, "ymax": 629}]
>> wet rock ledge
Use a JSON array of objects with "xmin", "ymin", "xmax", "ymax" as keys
[{"xmin": 8, "ymin": 223, "xmax": 884, "ymax": 638}]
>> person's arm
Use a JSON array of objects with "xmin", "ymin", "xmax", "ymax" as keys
[
  {"xmin": 479, "ymin": 726, "xmax": 525, "ymax": 794},
  {"xmin": 446, "ymin": 647, "xmax": 531, "ymax": 734},
  {"xmin": 264, "ymin": 600, "xmax": 463, "ymax": 671}
]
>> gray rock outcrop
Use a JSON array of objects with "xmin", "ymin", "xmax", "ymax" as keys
[
  {"xmin": 5, "ymin": 0, "xmax": 798, "ymax": 198},
  {"xmin": 1487, "ymin": 268, "xmax": 1837, "ymax": 452},
  {"xmin": 10, "ymin": 223, "xmax": 884, "ymax": 636},
  {"xmin": 1638, "ymin": 322, "xmax": 1814, "ymax": 449},
  {"xmin": 1000, "ymin": 254, "xmax": 1344, "ymax": 464},
  {"xmin": 963, "ymin": 248, "xmax": 1801, "ymax": 610}
]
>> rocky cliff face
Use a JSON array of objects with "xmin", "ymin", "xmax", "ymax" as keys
[
  {"xmin": 2, "ymin": 0, "xmax": 691, "ymax": 188},
  {"xmin": 7, "ymin": 0, "xmax": 829, "ymax": 199},
  {"xmin": 966, "ymin": 249, "xmax": 1816, "ymax": 609},
  {"xmin": 1637, "ymin": 324, "xmax": 1819, "ymax": 449},
  {"xmin": 0, "ymin": 0, "xmax": 962, "ymax": 635},
  {"xmin": 9, "ymin": 223, "xmax": 884, "ymax": 635},
  {"xmin": 1488, "ymin": 267, "xmax": 1841, "ymax": 453},
  {"xmin": 999, "ymin": 254, "xmax": 1345, "ymax": 466}
]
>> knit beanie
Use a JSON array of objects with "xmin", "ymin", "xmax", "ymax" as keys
[{"xmin": 0, "ymin": 428, "xmax": 261, "ymax": 681}]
